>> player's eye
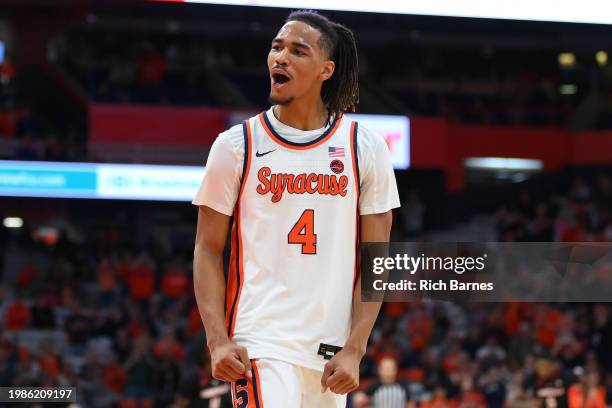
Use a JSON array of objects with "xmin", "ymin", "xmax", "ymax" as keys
[
  {"xmin": 271, "ymin": 45, "xmax": 281, "ymax": 51},
  {"xmin": 293, "ymin": 49, "xmax": 304, "ymax": 56}
]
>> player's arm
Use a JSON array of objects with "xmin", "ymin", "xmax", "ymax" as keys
[
  {"xmin": 321, "ymin": 211, "xmax": 392, "ymax": 395},
  {"xmin": 322, "ymin": 126, "xmax": 400, "ymax": 395},
  {"xmin": 192, "ymin": 128, "xmax": 251, "ymax": 383},
  {"xmin": 194, "ymin": 205, "xmax": 252, "ymax": 382},
  {"xmin": 345, "ymin": 210, "xmax": 392, "ymax": 355},
  {"xmin": 193, "ymin": 206, "xmax": 230, "ymax": 354}
]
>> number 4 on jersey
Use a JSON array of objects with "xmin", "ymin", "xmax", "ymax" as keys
[{"xmin": 288, "ymin": 209, "xmax": 317, "ymax": 254}]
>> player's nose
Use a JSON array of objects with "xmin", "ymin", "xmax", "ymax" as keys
[{"xmin": 274, "ymin": 47, "xmax": 290, "ymax": 66}]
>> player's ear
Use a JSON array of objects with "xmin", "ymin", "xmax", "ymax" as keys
[{"xmin": 320, "ymin": 60, "xmax": 335, "ymax": 81}]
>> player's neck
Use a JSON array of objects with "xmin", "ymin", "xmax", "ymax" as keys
[{"xmin": 273, "ymin": 100, "xmax": 329, "ymax": 131}]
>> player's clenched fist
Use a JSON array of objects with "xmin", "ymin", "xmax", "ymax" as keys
[
  {"xmin": 320, "ymin": 349, "xmax": 360, "ymax": 395},
  {"xmin": 210, "ymin": 342, "xmax": 253, "ymax": 382}
]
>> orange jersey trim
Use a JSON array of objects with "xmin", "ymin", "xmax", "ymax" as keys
[
  {"xmin": 226, "ymin": 119, "xmax": 253, "ymax": 338},
  {"xmin": 231, "ymin": 359, "xmax": 264, "ymax": 408},
  {"xmin": 350, "ymin": 121, "xmax": 361, "ymax": 293}
]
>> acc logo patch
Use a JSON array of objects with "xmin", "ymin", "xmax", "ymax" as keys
[{"xmin": 330, "ymin": 159, "xmax": 344, "ymax": 174}]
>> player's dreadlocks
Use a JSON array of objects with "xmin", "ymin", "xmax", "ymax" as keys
[{"xmin": 286, "ymin": 10, "xmax": 360, "ymax": 118}]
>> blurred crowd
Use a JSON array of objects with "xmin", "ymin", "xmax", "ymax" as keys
[
  {"xmin": 0, "ymin": 230, "xmax": 220, "ymax": 407},
  {"xmin": 52, "ymin": 28, "xmax": 612, "ymax": 128},
  {"xmin": 496, "ymin": 174, "xmax": 612, "ymax": 242},
  {"xmin": 53, "ymin": 33, "xmax": 237, "ymax": 107},
  {"xmin": 1, "ymin": 171, "xmax": 612, "ymax": 408},
  {"xmin": 2, "ymin": 108, "xmax": 86, "ymax": 162},
  {"xmin": 2, "ymin": 22, "xmax": 610, "ymax": 165},
  {"xmin": 352, "ymin": 173, "xmax": 612, "ymax": 408},
  {"xmin": 0, "ymin": 57, "xmax": 85, "ymax": 163},
  {"xmin": 353, "ymin": 300, "xmax": 612, "ymax": 408},
  {"xmin": 2, "ymin": 229, "xmax": 612, "ymax": 408}
]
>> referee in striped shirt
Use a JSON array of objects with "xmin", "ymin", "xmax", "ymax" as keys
[{"xmin": 352, "ymin": 357, "xmax": 414, "ymax": 408}]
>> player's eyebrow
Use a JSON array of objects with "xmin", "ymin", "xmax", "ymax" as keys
[{"xmin": 272, "ymin": 37, "xmax": 312, "ymax": 51}]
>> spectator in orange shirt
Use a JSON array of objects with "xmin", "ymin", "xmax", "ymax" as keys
[
  {"xmin": 535, "ymin": 305, "xmax": 563, "ymax": 348},
  {"xmin": 442, "ymin": 340, "xmax": 468, "ymax": 374},
  {"xmin": 187, "ymin": 304, "xmax": 203, "ymax": 337},
  {"xmin": 5, "ymin": 294, "xmax": 31, "ymax": 331},
  {"xmin": 384, "ymin": 302, "xmax": 410, "ymax": 320},
  {"xmin": 0, "ymin": 58, "xmax": 15, "ymax": 86},
  {"xmin": 128, "ymin": 255, "xmax": 155, "ymax": 302},
  {"xmin": 137, "ymin": 47, "xmax": 166, "ymax": 84},
  {"xmin": 103, "ymin": 352, "xmax": 127, "ymax": 393},
  {"xmin": 136, "ymin": 44, "xmax": 166, "ymax": 103},
  {"xmin": 457, "ymin": 377, "xmax": 486, "ymax": 408},
  {"xmin": 16, "ymin": 261, "xmax": 35, "ymax": 290},
  {"xmin": 37, "ymin": 338, "xmax": 60, "ymax": 383},
  {"xmin": 421, "ymin": 387, "xmax": 457, "ymax": 408},
  {"xmin": 568, "ymin": 370, "xmax": 607, "ymax": 408},
  {"xmin": 160, "ymin": 261, "xmax": 189, "ymax": 301},
  {"xmin": 115, "ymin": 252, "xmax": 133, "ymax": 286},
  {"xmin": 559, "ymin": 213, "xmax": 589, "ymax": 242},
  {"xmin": 407, "ymin": 308, "xmax": 433, "ymax": 352},
  {"xmin": 97, "ymin": 257, "xmax": 118, "ymax": 307},
  {"xmin": 153, "ymin": 329, "xmax": 185, "ymax": 361}
]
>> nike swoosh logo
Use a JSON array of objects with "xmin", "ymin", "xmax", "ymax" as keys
[{"xmin": 256, "ymin": 149, "xmax": 276, "ymax": 157}]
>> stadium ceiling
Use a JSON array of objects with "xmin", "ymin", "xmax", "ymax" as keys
[{"xmin": 152, "ymin": 0, "xmax": 612, "ymax": 26}]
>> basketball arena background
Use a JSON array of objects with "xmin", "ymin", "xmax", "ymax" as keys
[{"xmin": 0, "ymin": 0, "xmax": 612, "ymax": 407}]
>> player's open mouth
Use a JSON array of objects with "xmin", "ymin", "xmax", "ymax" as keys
[{"xmin": 271, "ymin": 73, "xmax": 291, "ymax": 89}]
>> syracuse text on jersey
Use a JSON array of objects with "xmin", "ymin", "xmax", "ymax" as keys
[{"xmin": 256, "ymin": 166, "xmax": 349, "ymax": 203}]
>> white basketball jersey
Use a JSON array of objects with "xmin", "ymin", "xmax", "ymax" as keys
[{"xmin": 226, "ymin": 111, "xmax": 360, "ymax": 371}]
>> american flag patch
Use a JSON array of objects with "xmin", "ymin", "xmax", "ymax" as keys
[{"xmin": 328, "ymin": 146, "xmax": 345, "ymax": 157}]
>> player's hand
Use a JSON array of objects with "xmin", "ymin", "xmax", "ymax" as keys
[
  {"xmin": 320, "ymin": 348, "xmax": 360, "ymax": 395},
  {"xmin": 209, "ymin": 341, "xmax": 252, "ymax": 382}
]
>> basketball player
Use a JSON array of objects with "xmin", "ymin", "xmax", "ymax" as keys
[{"xmin": 193, "ymin": 10, "xmax": 400, "ymax": 407}]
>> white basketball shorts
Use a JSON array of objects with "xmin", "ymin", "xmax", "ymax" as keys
[{"xmin": 230, "ymin": 358, "xmax": 347, "ymax": 408}]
